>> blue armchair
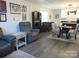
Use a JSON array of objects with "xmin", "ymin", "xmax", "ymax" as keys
[{"xmin": 19, "ymin": 22, "xmax": 39, "ymax": 44}]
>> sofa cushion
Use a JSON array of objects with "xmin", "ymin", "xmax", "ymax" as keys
[
  {"xmin": 0, "ymin": 40, "xmax": 9, "ymax": 50},
  {"xmin": 0, "ymin": 40, "xmax": 14, "ymax": 58},
  {"xmin": 0, "ymin": 28, "xmax": 3, "ymax": 38},
  {"xmin": 31, "ymin": 32, "xmax": 38, "ymax": 37},
  {"xmin": 19, "ymin": 22, "xmax": 31, "ymax": 32},
  {"xmin": 1, "ymin": 35, "xmax": 16, "ymax": 43}
]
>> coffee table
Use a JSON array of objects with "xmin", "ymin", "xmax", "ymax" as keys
[{"xmin": 5, "ymin": 50, "xmax": 35, "ymax": 58}]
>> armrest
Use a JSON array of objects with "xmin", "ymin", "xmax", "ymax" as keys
[
  {"xmin": 27, "ymin": 32, "xmax": 32, "ymax": 35},
  {"xmin": 1, "ymin": 35, "xmax": 16, "ymax": 43},
  {"xmin": 31, "ymin": 29, "xmax": 40, "ymax": 33}
]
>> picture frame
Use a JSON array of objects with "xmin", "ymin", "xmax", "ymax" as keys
[
  {"xmin": 22, "ymin": 5, "xmax": 27, "ymax": 12},
  {"xmin": 0, "ymin": 1, "xmax": 7, "ymax": 13},
  {"xmin": 49, "ymin": 14, "xmax": 52, "ymax": 19},
  {"xmin": 10, "ymin": 3, "xmax": 21, "ymax": 14},
  {"xmin": 55, "ymin": 14, "xmax": 59, "ymax": 19},
  {"xmin": 22, "ymin": 13, "xmax": 27, "ymax": 21},
  {"xmin": 0, "ymin": 14, "xmax": 7, "ymax": 22}
]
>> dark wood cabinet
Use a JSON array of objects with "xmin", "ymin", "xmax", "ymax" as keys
[
  {"xmin": 32, "ymin": 11, "xmax": 41, "ymax": 30},
  {"xmin": 41, "ymin": 22, "xmax": 52, "ymax": 32},
  {"xmin": 0, "ymin": 1, "xmax": 7, "ymax": 13}
]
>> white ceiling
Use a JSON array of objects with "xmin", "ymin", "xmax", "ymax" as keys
[
  {"xmin": 27, "ymin": 0, "xmax": 79, "ymax": 4},
  {"xmin": 27, "ymin": 0, "xmax": 79, "ymax": 9}
]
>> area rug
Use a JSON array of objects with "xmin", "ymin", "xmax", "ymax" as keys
[
  {"xmin": 48, "ymin": 34, "xmax": 76, "ymax": 43},
  {"xmin": 5, "ymin": 50, "xmax": 35, "ymax": 58}
]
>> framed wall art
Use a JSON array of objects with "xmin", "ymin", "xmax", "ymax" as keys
[
  {"xmin": 49, "ymin": 14, "xmax": 52, "ymax": 19},
  {"xmin": 0, "ymin": 1, "xmax": 7, "ymax": 13},
  {"xmin": 22, "ymin": 5, "xmax": 27, "ymax": 12},
  {"xmin": 55, "ymin": 14, "xmax": 59, "ymax": 19},
  {"xmin": 10, "ymin": 3, "xmax": 21, "ymax": 14},
  {"xmin": 22, "ymin": 13, "xmax": 27, "ymax": 21},
  {"xmin": 0, "ymin": 14, "xmax": 7, "ymax": 22}
]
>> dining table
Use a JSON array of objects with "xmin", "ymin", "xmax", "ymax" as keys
[{"xmin": 58, "ymin": 25, "xmax": 73, "ymax": 39}]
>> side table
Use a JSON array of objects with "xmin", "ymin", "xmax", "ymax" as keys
[{"xmin": 12, "ymin": 32, "xmax": 27, "ymax": 50}]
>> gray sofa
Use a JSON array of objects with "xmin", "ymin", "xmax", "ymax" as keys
[
  {"xmin": 19, "ymin": 22, "xmax": 39, "ymax": 44},
  {"xmin": 0, "ymin": 28, "xmax": 15, "ymax": 58}
]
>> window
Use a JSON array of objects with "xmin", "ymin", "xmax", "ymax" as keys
[{"xmin": 40, "ymin": 11, "xmax": 48, "ymax": 22}]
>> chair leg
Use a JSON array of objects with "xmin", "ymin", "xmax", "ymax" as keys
[
  {"xmin": 75, "ymin": 34, "xmax": 76, "ymax": 40},
  {"xmin": 66, "ymin": 33, "xmax": 70, "ymax": 39}
]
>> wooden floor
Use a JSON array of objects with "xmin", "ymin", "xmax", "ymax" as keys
[{"xmin": 21, "ymin": 32, "xmax": 79, "ymax": 58}]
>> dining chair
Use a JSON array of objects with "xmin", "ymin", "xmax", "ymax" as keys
[
  {"xmin": 60, "ymin": 26, "xmax": 70, "ymax": 39},
  {"xmin": 68, "ymin": 24, "xmax": 79, "ymax": 40},
  {"xmin": 51, "ymin": 23, "xmax": 60, "ymax": 37}
]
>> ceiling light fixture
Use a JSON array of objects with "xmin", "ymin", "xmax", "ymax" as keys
[{"xmin": 68, "ymin": 4, "xmax": 72, "ymax": 6}]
